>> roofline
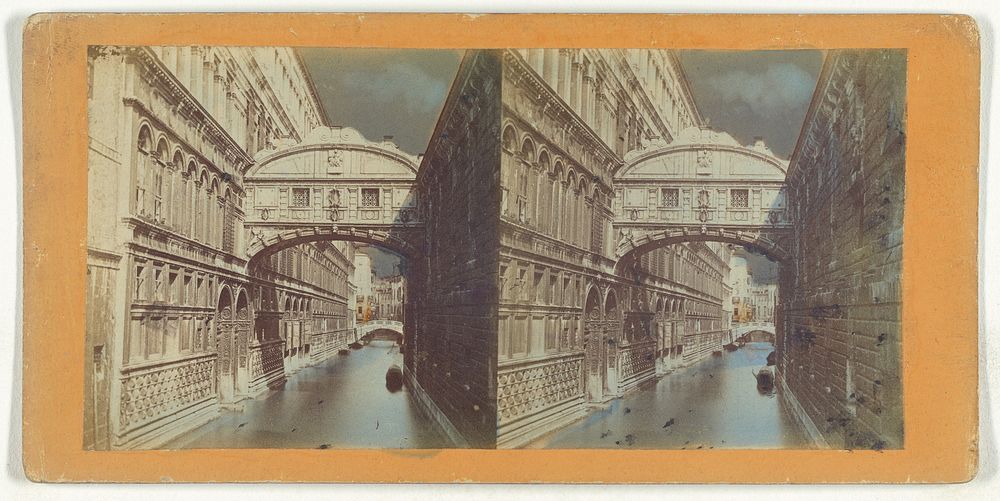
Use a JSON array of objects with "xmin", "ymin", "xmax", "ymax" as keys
[
  {"xmin": 293, "ymin": 48, "xmax": 332, "ymax": 127},
  {"xmin": 618, "ymin": 143, "xmax": 789, "ymax": 179},
  {"xmin": 668, "ymin": 51, "xmax": 706, "ymax": 127},
  {"xmin": 417, "ymin": 48, "xmax": 477, "ymax": 179},
  {"xmin": 247, "ymin": 141, "xmax": 420, "ymax": 178},
  {"xmin": 785, "ymin": 50, "xmax": 833, "ymax": 180}
]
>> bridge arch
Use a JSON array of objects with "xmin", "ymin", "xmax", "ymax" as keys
[
  {"xmin": 245, "ymin": 226, "xmax": 418, "ymax": 269},
  {"xmin": 356, "ymin": 320, "xmax": 405, "ymax": 345},
  {"xmin": 731, "ymin": 322, "xmax": 778, "ymax": 348},
  {"xmin": 615, "ymin": 227, "xmax": 790, "ymax": 268}
]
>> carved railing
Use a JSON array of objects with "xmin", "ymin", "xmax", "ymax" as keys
[
  {"xmin": 309, "ymin": 329, "xmax": 356, "ymax": 362},
  {"xmin": 119, "ymin": 353, "xmax": 217, "ymax": 432},
  {"xmin": 617, "ymin": 339, "xmax": 656, "ymax": 389},
  {"xmin": 497, "ymin": 353, "xmax": 585, "ymax": 425},
  {"xmin": 249, "ymin": 339, "xmax": 285, "ymax": 382}
]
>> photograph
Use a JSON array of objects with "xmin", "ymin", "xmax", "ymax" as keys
[{"xmin": 83, "ymin": 45, "xmax": 905, "ymax": 452}]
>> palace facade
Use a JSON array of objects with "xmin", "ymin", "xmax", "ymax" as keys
[{"xmin": 85, "ymin": 46, "xmax": 358, "ymax": 450}]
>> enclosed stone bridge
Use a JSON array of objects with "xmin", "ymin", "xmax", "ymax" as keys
[
  {"xmin": 612, "ymin": 126, "xmax": 793, "ymax": 263},
  {"xmin": 243, "ymin": 126, "xmax": 424, "ymax": 264}
]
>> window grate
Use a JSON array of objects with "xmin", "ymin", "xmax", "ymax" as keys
[
  {"xmin": 291, "ymin": 188, "xmax": 310, "ymax": 207},
  {"xmin": 661, "ymin": 188, "xmax": 679, "ymax": 208},
  {"xmin": 361, "ymin": 188, "xmax": 380, "ymax": 207},
  {"xmin": 731, "ymin": 189, "xmax": 749, "ymax": 208}
]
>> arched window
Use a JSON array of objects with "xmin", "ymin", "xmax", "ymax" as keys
[
  {"xmin": 566, "ymin": 172, "xmax": 578, "ymax": 245},
  {"xmin": 184, "ymin": 161, "xmax": 197, "ymax": 237},
  {"xmin": 515, "ymin": 137, "xmax": 534, "ymax": 224},
  {"xmin": 222, "ymin": 187, "xmax": 236, "ymax": 254},
  {"xmin": 153, "ymin": 138, "xmax": 169, "ymax": 222},
  {"xmin": 205, "ymin": 178, "xmax": 214, "ymax": 247},
  {"xmin": 209, "ymin": 178, "xmax": 220, "ymax": 248},
  {"xmin": 196, "ymin": 171, "xmax": 209, "ymax": 242},
  {"xmin": 537, "ymin": 151, "xmax": 551, "ymax": 233},
  {"xmin": 552, "ymin": 162, "xmax": 564, "ymax": 239},
  {"xmin": 520, "ymin": 137, "xmax": 536, "ymax": 164},
  {"xmin": 170, "ymin": 151, "xmax": 184, "ymax": 230},
  {"xmin": 501, "ymin": 125, "xmax": 517, "ymax": 152},
  {"xmin": 579, "ymin": 178, "xmax": 589, "ymax": 248},
  {"xmin": 135, "ymin": 126, "xmax": 152, "ymax": 217}
]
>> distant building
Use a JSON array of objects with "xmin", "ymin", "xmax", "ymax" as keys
[
  {"xmin": 353, "ymin": 253, "xmax": 376, "ymax": 322},
  {"xmin": 728, "ymin": 249, "xmax": 777, "ymax": 324},
  {"xmin": 374, "ymin": 275, "xmax": 406, "ymax": 322}
]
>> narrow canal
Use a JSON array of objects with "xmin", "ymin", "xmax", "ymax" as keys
[
  {"xmin": 527, "ymin": 342, "xmax": 812, "ymax": 449},
  {"xmin": 168, "ymin": 340, "xmax": 451, "ymax": 449}
]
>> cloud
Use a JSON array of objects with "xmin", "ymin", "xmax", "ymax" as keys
[
  {"xmin": 361, "ymin": 247, "xmax": 403, "ymax": 277},
  {"xmin": 706, "ymin": 62, "xmax": 815, "ymax": 118},
  {"xmin": 336, "ymin": 61, "xmax": 450, "ymax": 115}
]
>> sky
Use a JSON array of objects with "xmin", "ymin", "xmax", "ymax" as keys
[
  {"xmin": 677, "ymin": 50, "xmax": 823, "ymax": 159},
  {"xmin": 299, "ymin": 48, "xmax": 462, "ymax": 276},
  {"xmin": 359, "ymin": 246, "xmax": 404, "ymax": 278},
  {"xmin": 298, "ymin": 49, "xmax": 821, "ymax": 159},
  {"xmin": 298, "ymin": 49, "xmax": 819, "ymax": 278},
  {"xmin": 298, "ymin": 48, "xmax": 464, "ymax": 155}
]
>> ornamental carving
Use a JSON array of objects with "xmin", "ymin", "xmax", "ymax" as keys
[
  {"xmin": 697, "ymin": 150, "xmax": 713, "ymax": 171},
  {"xmin": 497, "ymin": 356, "xmax": 584, "ymax": 423},
  {"xmin": 326, "ymin": 150, "xmax": 344, "ymax": 173},
  {"xmin": 119, "ymin": 357, "xmax": 215, "ymax": 431},
  {"xmin": 618, "ymin": 343, "xmax": 655, "ymax": 382}
]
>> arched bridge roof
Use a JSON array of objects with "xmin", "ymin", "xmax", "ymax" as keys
[
  {"xmin": 247, "ymin": 126, "xmax": 421, "ymax": 180},
  {"xmin": 617, "ymin": 126, "xmax": 788, "ymax": 181}
]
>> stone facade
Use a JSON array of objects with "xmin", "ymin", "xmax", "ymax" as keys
[
  {"xmin": 779, "ymin": 50, "xmax": 906, "ymax": 449},
  {"xmin": 409, "ymin": 50, "xmax": 503, "ymax": 447},
  {"xmin": 84, "ymin": 46, "xmax": 356, "ymax": 450},
  {"xmin": 248, "ymin": 242, "xmax": 356, "ymax": 391}
]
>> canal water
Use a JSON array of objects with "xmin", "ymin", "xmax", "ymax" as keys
[
  {"xmin": 167, "ymin": 340, "xmax": 451, "ymax": 449},
  {"xmin": 527, "ymin": 342, "xmax": 812, "ymax": 449}
]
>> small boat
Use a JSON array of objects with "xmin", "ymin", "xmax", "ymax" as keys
[
  {"xmin": 724, "ymin": 343, "xmax": 738, "ymax": 352},
  {"xmin": 754, "ymin": 366, "xmax": 775, "ymax": 393},
  {"xmin": 348, "ymin": 342, "xmax": 363, "ymax": 350},
  {"xmin": 385, "ymin": 364, "xmax": 404, "ymax": 392}
]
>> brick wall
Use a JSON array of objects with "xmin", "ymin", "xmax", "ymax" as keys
[
  {"xmin": 410, "ymin": 50, "xmax": 502, "ymax": 447},
  {"xmin": 780, "ymin": 50, "xmax": 906, "ymax": 449}
]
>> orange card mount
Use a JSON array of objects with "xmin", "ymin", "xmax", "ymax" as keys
[{"xmin": 21, "ymin": 13, "xmax": 979, "ymax": 483}]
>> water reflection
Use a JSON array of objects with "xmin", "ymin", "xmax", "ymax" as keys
[
  {"xmin": 167, "ymin": 340, "xmax": 450, "ymax": 449},
  {"xmin": 528, "ymin": 342, "xmax": 812, "ymax": 449}
]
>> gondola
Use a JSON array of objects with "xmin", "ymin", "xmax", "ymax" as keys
[
  {"xmin": 385, "ymin": 364, "xmax": 404, "ymax": 392},
  {"xmin": 754, "ymin": 366, "xmax": 775, "ymax": 393}
]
